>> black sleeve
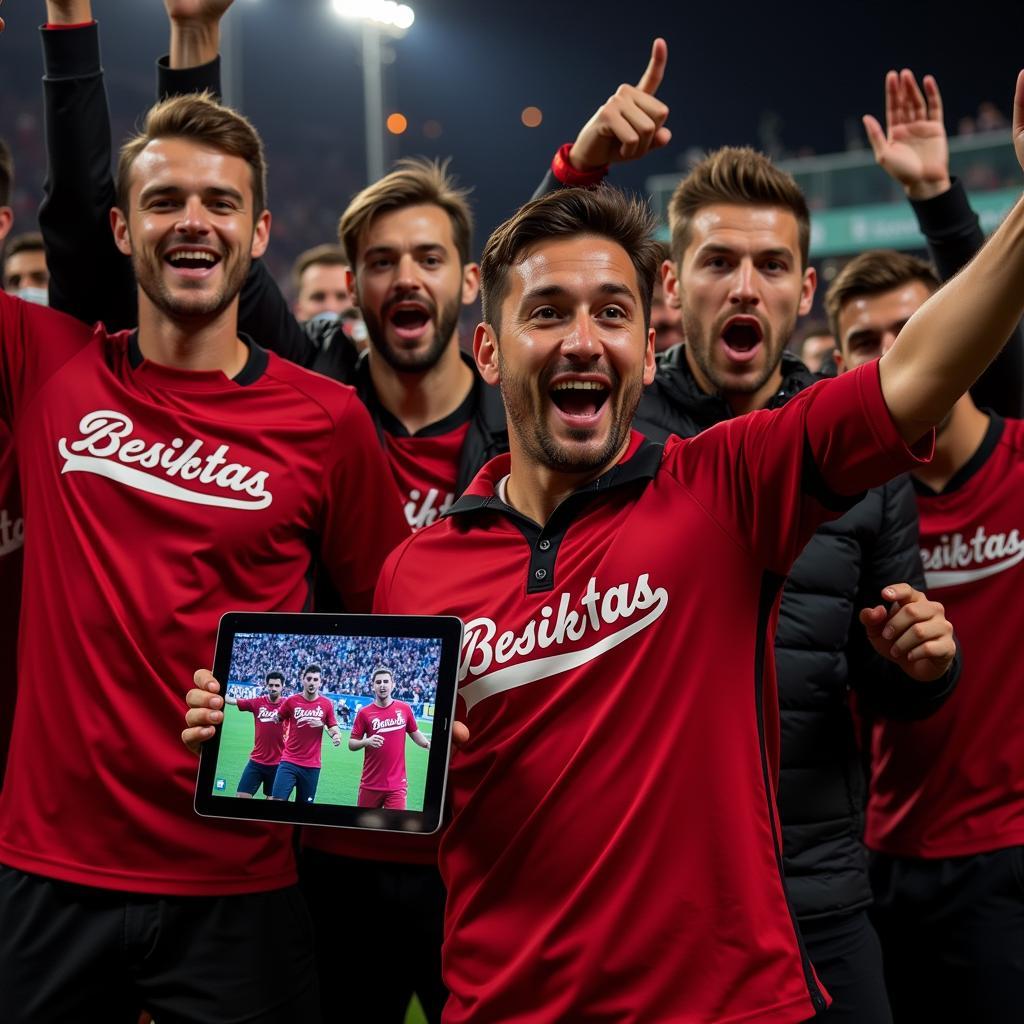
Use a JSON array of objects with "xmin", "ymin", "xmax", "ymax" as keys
[
  {"xmin": 156, "ymin": 53, "xmax": 221, "ymax": 101},
  {"xmin": 911, "ymin": 179, "xmax": 1024, "ymax": 417},
  {"xmin": 38, "ymin": 23, "xmax": 137, "ymax": 330},
  {"xmin": 850, "ymin": 476, "xmax": 960, "ymax": 720},
  {"xmin": 155, "ymin": 55, "xmax": 319, "ymax": 366}
]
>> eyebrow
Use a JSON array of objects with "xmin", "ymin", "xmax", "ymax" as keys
[
  {"xmin": 137, "ymin": 184, "xmax": 246, "ymax": 205},
  {"xmin": 362, "ymin": 243, "xmax": 447, "ymax": 259},
  {"xmin": 695, "ymin": 243, "xmax": 794, "ymax": 261},
  {"xmin": 519, "ymin": 281, "xmax": 636, "ymax": 306}
]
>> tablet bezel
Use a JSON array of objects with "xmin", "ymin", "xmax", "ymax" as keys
[{"xmin": 195, "ymin": 611, "xmax": 463, "ymax": 834}]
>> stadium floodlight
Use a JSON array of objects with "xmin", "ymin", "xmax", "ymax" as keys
[
  {"xmin": 331, "ymin": 0, "xmax": 415, "ymax": 31},
  {"xmin": 329, "ymin": 0, "xmax": 416, "ymax": 185}
]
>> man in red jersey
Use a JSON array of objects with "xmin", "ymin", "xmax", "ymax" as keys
[
  {"xmin": 824, "ymin": 73, "xmax": 1024, "ymax": 1015},
  {"xmin": 350, "ymin": 666, "xmax": 430, "ymax": 810},
  {"xmin": 226, "ymin": 670, "xmax": 286, "ymax": 798},
  {"xmin": 0, "ymin": 83, "xmax": 408, "ymax": 1023},
  {"xmin": 191, "ymin": 90, "xmax": 1024, "ymax": 1016},
  {"xmin": 270, "ymin": 666, "xmax": 343, "ymax": 804}
]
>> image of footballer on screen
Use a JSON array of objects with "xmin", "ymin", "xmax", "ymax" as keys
[
  {"xmin": 349, "ymin": 667, "xmax": 430, "ymax": 810},
  {"xmin": 269, "ymin": 665, "xmax": 343, "ymax": 804},
  {"xmin": 223, "ymin": 670, "xmax": 286, "ymax": 798}
]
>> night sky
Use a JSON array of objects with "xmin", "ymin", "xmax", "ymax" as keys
[{"xmin": 2, "ymin": 0, "xmax": 1022, "ymax": 260}]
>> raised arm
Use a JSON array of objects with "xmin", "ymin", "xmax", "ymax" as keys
[
  {"xmin": 876, "ymin": 72, "xmax": 1024, "ymax": 442},
  {"xmin": 864, "ymin": 69, "xmax": 1024, "ymax": 417},
  {"xmin": 39, "ymin": 1, "xmax": 137, "ymax": 329},
  {"xmin": 531, "ymin": 39, "xmax": 670, "ymax": 201}
]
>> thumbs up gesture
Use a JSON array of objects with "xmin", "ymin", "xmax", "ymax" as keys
[{"xmin": 567, "ymin": 38, "xmax": 671, "ymax": 171}]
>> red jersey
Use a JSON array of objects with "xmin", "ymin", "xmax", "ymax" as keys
[
  {"xmin": 0, "ymin": 292, "xmax": 409, "ymax": 895},
  {"xmin": 373, "ymin": 363, "xmax": 930, "ymax": 1024},
  {"xmin": 0, "ymin": 429, "xmax": 21, "ymax": 783},
  {"xmin": 866, "ymin": 414, "xmax": 1024, "ymax": 858},
  {"xmin": 277, "ymin": 693, "xmax": 338, "ymax": 769},
  {"xmin": 235, "ymin": 695, "xmax": 286, "ymax": 766},
  {"xmin": 381, "ymin": 404, "xmax": 470, "ymax": 531},
  {"xmin": 352, "ymin": 699, "xmax": 417, "ymax": 790}
]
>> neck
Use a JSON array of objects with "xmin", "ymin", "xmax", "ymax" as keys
[
  {"xmin": 375, "ymin": 696, "xmax": 393, "ymax": 708},
  {"xmin": 684, "ymin": 346, "xmax": 783, "ymax": 416},
  {"xmin": 136, "ymin": 291, "xmax": 248, "ymax": 376},
  {"xmin": 912, "ymin": 395, "xmax": 990, "ymax": 492},
  {"xmin": 368, "ymin": 337, "xmax": 473, "ymax": 434},
  {"xmin": 505, "ymin": 435, "xmax": 631, "ymax": 526}
]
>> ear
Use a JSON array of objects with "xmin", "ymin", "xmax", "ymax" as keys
[
  {"xmin": 644, "ymin": 326, "xmax": 656, "ymax": 386},
  {"xmin": 474, "ymin": 321, "xmax": 500, "ymax": 386},
  {"xmin": 111, "ymin": 207, "xmax": 133, "ymax": 257},
  {"xmin": 461, "ymin": 261, "xmax": 481, "ymax": 305},
  {"xmin": 832, "ymin": 346, "xmax": 846, "ymax": 374},
  {"xmin": 250, "ymin": 209, "xmax": 271, "ymax": 260},
  {"xmin": 799, "ymin": 265, "xmax": 817, "ymax": 316},
  {"xmin": 345, "ymin": 266, "xmax": 356, "ymax": 296},
  {"xmin": 0, "ymin": 206, "xmax": 13, "ymax": 245},
  {"xmin": 662, "ymin": 257, "xmax": 681, "ymax": 309}
]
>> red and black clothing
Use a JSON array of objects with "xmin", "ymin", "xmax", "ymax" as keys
[{"xmin": 374, "ymin": 363, "xmax": 930, "ymax": 1023}]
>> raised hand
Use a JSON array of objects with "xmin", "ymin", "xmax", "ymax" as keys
[
  {"xmin": 164, "ymin": 0, "xmax": 234, "ymax": 20},
  {"xmin": 43, "ymin": 0, "xmax": 93, "ymax": 25},
  {"xmin": 859, "ymin": 583, "xmax": 956, "ymax": 683},
  {"xmin": 165, "ymin": 0, "xmax": 234, "ymax": 69},
  {"xmin": 567, "ymin": 38, "xmax": 671, "ymax": 171},
  {"xmin": 863, "ymin": 69, "xmax": 951, "ymax": 200}
]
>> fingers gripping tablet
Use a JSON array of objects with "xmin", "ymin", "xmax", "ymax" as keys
[{"xmin": 195, "ymin": 612, "xmax": 462, "ymax": 834}]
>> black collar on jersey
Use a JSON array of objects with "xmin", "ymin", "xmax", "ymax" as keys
[
  {"xmin": 358, "ymin": 349, "xmax": 480, "ymax": 439},
  {"xmin": 127, "ymin": 330, "xmax": 268, "ymax": 386},
  {"xmin": 912, "ymin": 412, "xmax": 1004, "ymax": 497},
  {"xmin": 445, "ymin": 437, "xmax": 665, "ymax": 594}
]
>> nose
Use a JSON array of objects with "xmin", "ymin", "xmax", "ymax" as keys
[
  {"xmin": 394, "ymin": 253, "xmax": 421, "ymax": 292},
  {"xmin": 881, "ymin": 329, "xmax": 900, "ymax": 355},
  {"xmin": 175, "ymin": 195, "xmax": 210, "ymax": 236},
  {"xmin": 728, "ymin": 258, "xmax": 760, "ymax": 307},
  {"xmin": 560, "ymin": 308, "xmax": 602, "ymax": 360}
]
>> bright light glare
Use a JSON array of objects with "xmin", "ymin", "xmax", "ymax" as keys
[{"xmin": 331, "ymin": 0, "xmax": 415, "ymax": 29}]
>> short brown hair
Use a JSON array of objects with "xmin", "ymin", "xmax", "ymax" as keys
[
  {"xmin": 825, "ymin": 250, "xmax": 939, "ymax": 341},
  {"xmin": 338, "ymin": 157, "xmax": 473, "ymax": 268},
  {"xmin": 116, "ymin": 91, "xmax": 267, "ymax": 214},
  {"xmin": 668, "ymin": 146, "xmax": 810, "ymax": 268},
  {"xmin": 0, "ymin": 139, "xmax": 12, "ymax": 208},
  {"xmin": 4, "ymin": 231, "xmax": 44, "ymax": 260},
  {"xmin": 291, "ymin": 243, "xmax": 349, "ymax": 290},
  {"xmin": 480, "ymin": 185, "xmax": 661, "ymax": 331}
]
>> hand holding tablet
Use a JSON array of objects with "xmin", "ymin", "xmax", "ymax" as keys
[{"xmin": 190, "ymin": 612, "xmax": 463, "ymax": 835}]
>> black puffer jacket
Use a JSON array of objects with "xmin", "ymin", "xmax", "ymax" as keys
[{"xmin": 636, "ymin": 348, "xmax": 958, "ymax": 919}]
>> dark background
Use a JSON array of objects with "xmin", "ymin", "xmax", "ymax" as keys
[{"xmin": 2, "ymin": 0, "xmax": 1022, "ymax": 283}]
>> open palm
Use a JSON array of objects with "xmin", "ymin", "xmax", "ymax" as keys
[{"xmin": 864, "ymin": 69, "xmax": 949, "ymax": 197}]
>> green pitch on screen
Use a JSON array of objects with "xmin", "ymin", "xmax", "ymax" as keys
[{"xmin": 214, "ymin": 704, "xmax": 432, "ymax": 807}]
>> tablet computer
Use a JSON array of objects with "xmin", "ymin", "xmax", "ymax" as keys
[{"xmin": 195, "ymin": 611, "xmax": 463, "ymax": 834}]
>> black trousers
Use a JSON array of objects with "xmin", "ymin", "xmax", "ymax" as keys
[
  {"xmin": 870, "ymin": 846, "xmax": 1024, "ymax": 1023},
  {"xmin": 301, "ymin": 848, "xmax": 447, "ymax": 1023},
  {"xmin": 798, "ymin": 909, "xmax": 893, "ymax": 1023},
  {"xmin": 0, "ymin": 865, "xmax": 321, "ymax": 1024}
]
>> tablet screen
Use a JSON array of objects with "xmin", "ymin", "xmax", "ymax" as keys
[{"xmin": 195, "ymin": 613, "xmax": 462, "ymax": 833}]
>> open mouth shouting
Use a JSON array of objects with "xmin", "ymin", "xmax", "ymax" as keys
[
  {"xmin": 548, "ymin": 376, "xmax": 612, "ymax": 430},
  {"xmin": 387, "ymin": 300, "xmax": 434, "ymax": 342},
  {"xmin": 719, "ymin": 314, "xmax": 765, "ymax": 364},
  {"xmin": 163, "ymin": 246, "xmax": 222, "ymax": 280}
]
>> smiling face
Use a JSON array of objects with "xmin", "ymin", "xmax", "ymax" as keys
[
  {"xmin": 666, "ymin": 203, "xmax": 814, "ymax": 403},
  {"xmin": 265, "ymin": 677, "xmax": 284, "ymax": 702},
  {"xmin": 352, "ymin": 203, "xmax": 477, "ymax": 374},
  {"xmin": 476, "ymin": 234, "xmax": 655, "ymax": 475},
  {"xmin": 111, "ymin": 137, "xmax": 269, "ymax": 323}
]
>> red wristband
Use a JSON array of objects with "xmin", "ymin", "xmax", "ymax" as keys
[
  {"xmin": 551, "ymin": 143, "xmax": 608, "ymax": 187},
  {"xmin": 44, "ymin": 21, "xmax": 96, "ymax": 30}
]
